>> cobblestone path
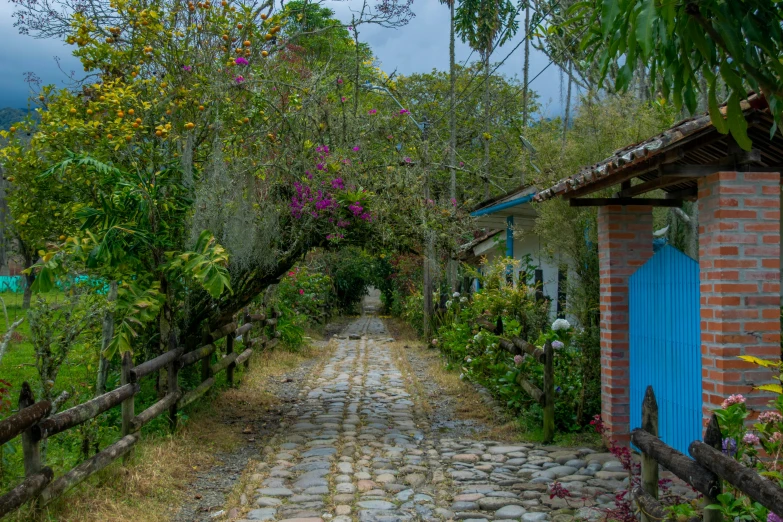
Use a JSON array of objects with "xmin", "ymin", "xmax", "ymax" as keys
[{"xmin": 228, "ymin": 316, "xmax": 676, "ymax": 522}]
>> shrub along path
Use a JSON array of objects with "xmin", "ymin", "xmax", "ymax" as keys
[{"xmin": 214, "ymin": 314, "xmax": 679, "ymax": 522}]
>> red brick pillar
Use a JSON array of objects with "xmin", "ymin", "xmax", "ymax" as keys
[
  {"xmin": 597, "ymin": 205, "xmax": 654, "ymax": 441},
  {"xmin": 699, "ymin": 171, "xmax": 781, "ymax": 419}
]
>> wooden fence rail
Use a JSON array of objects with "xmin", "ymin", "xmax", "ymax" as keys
[
  {"xmin": 632, "ymin": 385, "xmax": 783, "ymax": 521},
  {"xmin": 475, "ymin": 316, "xmax": 555, "ymax": 442},
  {"xmin": 0, "ymin": 309, "xmax": 278, "ymax": 518}
]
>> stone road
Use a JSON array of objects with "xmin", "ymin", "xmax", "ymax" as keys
[{"xmin": 229, "ymin": 316, "xmax": 661, "ymax": 522}]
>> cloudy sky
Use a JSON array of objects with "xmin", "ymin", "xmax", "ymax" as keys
[{"xmin": 0, "ymin": 0, "xmax": 578, "ymax": 117}]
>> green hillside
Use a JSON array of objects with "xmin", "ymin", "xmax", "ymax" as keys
[{"xmin": 0, "ymin": 107, "xmax": 39, "ymax": 131}]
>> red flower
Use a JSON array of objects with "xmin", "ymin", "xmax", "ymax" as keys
[{"xmin": 299, "ymin": 289, "xmax": 304, "ymax": 295}]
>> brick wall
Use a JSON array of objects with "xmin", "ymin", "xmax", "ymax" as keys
[
  {"xmin": 597, "ymin": 205, "xmax": 654, "ymax": 441},
  {"xmin": 699, "ymin": 171, "xmax": 781, "ymax": 418}
]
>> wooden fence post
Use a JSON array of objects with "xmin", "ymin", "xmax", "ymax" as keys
[
  {"xmin": 640, "ymin": 385, "xmax": 659, "ymax": 522},
  {"xmin": 542, "ymin": 341, "xmax": 555, "ymax": 443},
  {"xmin": 167, "ymin": 333, "xmax": 179, "ymax": 433},
  {"xmin": 702, "ymin": 414, "xmax": 723, "ymax": 522},
  {"xmin": 242, "ymin": 310, "xmax": 251, "ymax": 370},
  {"xmin": 200, "ymin": 327, "xmax": 211, "ymax": 383},
  {"xmin": 19, "ymin": 383, "xmax": 42, "ymax": 478},
  {"xmin": 225, "ymin": 333, "xmax": 235, "ymax": 387},
  {"xmin": 120, "ymin": 352, "xmax": 134, "ymax": 464}
]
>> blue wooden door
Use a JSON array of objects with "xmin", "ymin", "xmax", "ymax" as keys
[{"xmin": 629, "ymin": 245, "xmax": 701, "ymax": 454}]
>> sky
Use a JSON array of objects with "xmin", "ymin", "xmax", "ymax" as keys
[{"xmin": 0, "ymin": 0, "xmax": 577, "ymax": 117}]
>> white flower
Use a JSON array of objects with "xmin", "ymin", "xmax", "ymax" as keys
[
  {"xmin": 460, "ymin": 296, "xmax": 468, "ymax": 303},
  {"xmin": 466, "ymin": 357, "xmax": 472, "ymax": 363},
  {"xmin": 552, "ymin": 318, "xmax": 571, "ymax": 331},
  {"xmin": 473, "ymin": 333, "xmax": 483, "ymax": 342},
  {"xmin": 459, "ymin": 373, "xmax": 465, "ymax": 380},
  {"xmin": 453, "ymin": 292, "xmax": 460, "ymax": 298},
  {"xmin": 445, "ymin": 300, "xmax": 453, "ymax": 308}
]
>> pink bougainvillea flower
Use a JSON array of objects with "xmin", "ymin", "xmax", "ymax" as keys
[
  {"xmin": 182, "ymin": 65, "xmax": 192, "ymax": 72},
  {"xmin": 352, "ymin": 146, "xmax": 360, "ymax": 151},
  {"xmin": 341, "ymin": 96, "xmax": 347, "ymax": 103},
  {"xmin": 399, "ymin": 109, "xmax": 409, "ymax": 115},
  {"xmin": 234, "ymin": 75, "xmax": 245, "ymax": 84},
  {"xmin": 235, "ymin": 57, "xmax": 249, "ymax": 65},
  {"xmin": 368, "ymin": 109, "xmax": 377, "ymax": 115},
  {"xmin": 288, "ymin": 272, "xmax": 295, "ymax": 277},
  {"xmin": 404, "ymin": 157, "xmax": 412, "ymax": 163},
  {"xmin": 299, "ymin": 289, "xmax": 304, "ymax": 295},
  {"xmin": 337, "ymin": 77, "xmax": 343, "ymax": 84},
  {"xmin": 459, "ymin": 161, "xmax": 465, "ymax": 167},
  {"xmin": 331, "ymin": 178, "xmax": 344, "ymax": 190}
]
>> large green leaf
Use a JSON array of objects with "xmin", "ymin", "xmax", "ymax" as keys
[
  {"xmin": 726, "ymin": 90, "xmax": 752, "ymax": 151},
  {"xmin": 600, "ymin": 0, "xmax": 620, "ymax": 37},
  {"xmin": 708, "ymin": 79, "xmax": 729, "ymax": 135},
  {"xmin": 634, "ymin": 0, "xmax": 656, "ymax": 56}
]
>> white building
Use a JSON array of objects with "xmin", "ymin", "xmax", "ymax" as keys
[{"xmin": 460, "ymin": 185, "xmax": 565, "ymax": 319}]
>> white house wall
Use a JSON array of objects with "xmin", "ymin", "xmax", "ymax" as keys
[{"xmin": 472, "ymin": 232, "xmax": 561, "ymax": 319}]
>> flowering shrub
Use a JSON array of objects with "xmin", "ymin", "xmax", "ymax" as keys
[{"xmin": 275, "ymin": 265, "xmax": 334, "ymax": 321}]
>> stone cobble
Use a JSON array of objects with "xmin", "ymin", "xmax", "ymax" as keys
[{"xmin": 229, "ymin": 316, "xmax": 648, "ymax": 522}]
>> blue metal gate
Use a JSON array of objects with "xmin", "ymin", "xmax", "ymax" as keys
[{"xmin": 629, "ymin": 245, "xmax": 701, "ymax": 454}]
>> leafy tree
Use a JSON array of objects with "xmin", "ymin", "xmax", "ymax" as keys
[
  {"xmin": 570, "ymin": 0, "xmax": 783, "ymax": 148},
  {"xmin": 455, "ymin": 0, "xmax": 519, "ymax": 198}
]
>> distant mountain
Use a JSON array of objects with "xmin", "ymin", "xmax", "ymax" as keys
[{"xmin": 0, "ymin": 108, "xmax": 39, "ymax": 131}]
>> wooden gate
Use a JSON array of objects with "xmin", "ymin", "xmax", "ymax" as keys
[{"xmin": 629, "ymin": 245, "xmax": 702, "ymax": 454}]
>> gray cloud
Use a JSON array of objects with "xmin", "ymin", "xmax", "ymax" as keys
[
  {"xmin": 0, "ymin": 0, "xmax": 576, "ymax": 117},
  {"xmin": 0, "ymin": 3, "xmax": 82, "ymax": 108}
]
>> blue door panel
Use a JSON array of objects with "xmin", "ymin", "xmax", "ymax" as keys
[{"xmin": 630, "ymin": 246, "xmax": 701, "ymax": 454}]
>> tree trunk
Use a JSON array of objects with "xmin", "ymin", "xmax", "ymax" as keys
[
  {"xmin": 562, "ymin": 61, "xmax": 573, "ymax": 148},
  {"xmin": 447, "ymin": 0, "xmax": 459, "ymax": 293},
  {"xmin": 95, "ymin": 281, "xmax": 118, "ymax": 396},
  {"xmin": 522, "ymin": 1, "xmax": 531, "ymax": 132},
  {"xmin": 483, "ymin": 50, "xmax": 491, "ymax": 200}
]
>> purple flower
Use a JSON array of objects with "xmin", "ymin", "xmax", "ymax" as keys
[
  {"xmin": 360, "ymin": 212, "xmax": 371, "ymax": 221},
  {"xmin": 182, "ymin": 65, "xmax": 192, "ymax": 72},
  {"xmin": 316, "ymin": 163, "xmax": 326, "ymax": 171},
  {"xmin": 306, "ymin": 170, "xmax": 313, "ymax": 180},
  {"xmin": 743, "ymin": 433, "xmax": 760, "ymax": 445},
  {"xmin": 514, "ymin": 355, "xmax": 523, "ymax": 366},
  {"xmin": 556, "ymin": 386, "xmax": 562, "ymax": 394},
  {"xmin": 459, "ymin": 161, "xmax": 465, "ymax": 167},
  {"xmin": 336, "ymin": 219, "xmax": 350, "ymax": 228},
  {"xmin": 768, "ymin": 513, "xmax": 783, "ymax": 522},
  {"xmin": 331, "ymin": 178, "xmax": 344, "ymax": 190},
  {"xmin": 349, "ymin": 203, "xmax": 363, "ymax": 216},
  {"xmin": 404, "ymin": 157, "xmax": 412, "ymax": 163},
  {"xmin": 368, "ymin": 109, "xmax": 377, "ymax": 115},
  {"xmin": 235, "ymin": 57, "xmax": 249, "ymax": 65},
  {"xmin": 399, "ymin": 108, "xmax": 409, "ymax": 115},
  {"xmin": 337, "ymin": 78, "xmax": 343, "ymax": 84},
  {"xmin": 722, "ymin": 437, "xmax": 737, "ymax": 457},
  {"xmin": 341, "ymin": 96, "xmax": 347, "ymax": 103},
  {"xmin": 451, "ymin": 198, "xmax": 457, "ymax": 207},
  {"xmin": 552, "ymin": 340, "xmax": 565, "ymax": 350},
  {"xmin": 352, "ymin": 146, "xmax": 360, "ymax": 151},
  {"xmin": 234, "ymin": 75, "xmax": 245, "ymax": 84}
]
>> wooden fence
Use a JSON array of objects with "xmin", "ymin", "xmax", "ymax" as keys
[
  {"xmin": 0, "ymin": 309, "xmax": 280, "ymax": 518},
  {"xmin": 632, "ymin": 385, "xmax": 783, "ymax": 522},
  {"xmin": 475, "ymin": 316, "xmax": 555, "ymax": 442}
]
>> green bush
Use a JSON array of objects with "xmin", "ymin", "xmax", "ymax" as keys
[{"xmin": 432, "ymin": 256, "xmax": 599, "ymax": 433}]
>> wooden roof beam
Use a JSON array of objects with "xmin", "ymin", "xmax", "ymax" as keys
[{"xmin": 569, "ymin": 198, "xmax": 683, "ymax": 208}]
